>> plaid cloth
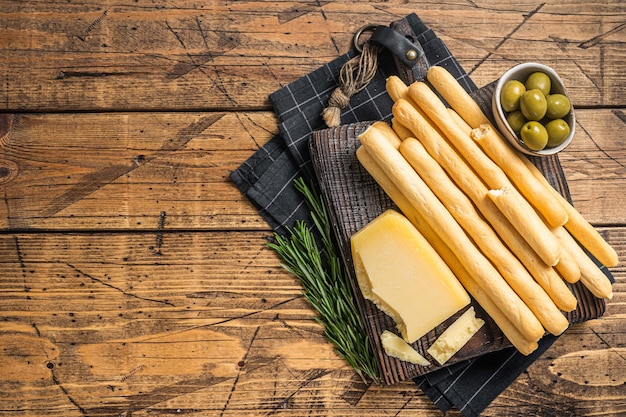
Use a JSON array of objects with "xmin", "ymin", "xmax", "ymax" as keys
[{"xmin": 230, "ymin": 13, "xmax": 557, "ymax": 416}]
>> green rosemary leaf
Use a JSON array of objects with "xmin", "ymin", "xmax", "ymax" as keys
[{"xmin": 267, "ymin": 178, "xmax": 379, "ymax": 383}]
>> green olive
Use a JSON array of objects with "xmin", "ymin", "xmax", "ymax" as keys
[
  {"xmin": 545, "ymin": 119, "xmax": 570, "ymax": 148},
  {"xmin": 521, "ymin": 121, "xmax": 549, "ymax": 151},
  {"xmin": 520, "ymin": 89, "xmax": 547, "ymax": 121},
  {"xmin": 546, "ymin": 94, "xmax": 571, "ymax": 119},
  {"xmin": 506, "ymin": 110, "xmax": 527, "ymax": 133},
  {"xmin": 500, "ymin": 80, "xmax": 526, "ymax": 112},
  {"xmin": 525, "ymin": 72, "xmax": 551, "ymax": 96}
]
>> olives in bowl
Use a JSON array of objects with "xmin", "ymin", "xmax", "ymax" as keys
[{"xmin": 492, "ymin": 63, "xmax": 575, "ymax": 156}]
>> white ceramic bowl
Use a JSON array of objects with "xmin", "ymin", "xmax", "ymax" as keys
[{"xmin": 492, "ymin": 62, "xmax": 575, "ymax": 156}]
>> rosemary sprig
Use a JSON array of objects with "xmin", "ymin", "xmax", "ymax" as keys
[{"xmin": 267, "ymin": 177, "xmax": 379, "ymax": 383}]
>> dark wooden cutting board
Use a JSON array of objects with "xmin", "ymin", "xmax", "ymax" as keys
[{"xmin": 308, "ymin": 84, "xmax": 609, "ymax": 385}]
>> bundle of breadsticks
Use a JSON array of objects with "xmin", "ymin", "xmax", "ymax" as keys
[{"xmin": 356, "ymin": 65, "xmax": 618, "ymax": 355}]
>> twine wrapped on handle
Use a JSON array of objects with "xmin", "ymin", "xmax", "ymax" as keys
[{"xmin": 322, "ymin": 42, "xmax": 381, "ymax": 127}]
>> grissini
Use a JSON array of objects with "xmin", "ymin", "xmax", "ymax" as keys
[
  {"xmin": 414, "ymin": 116, "xmax": 578, "ymax": 308},
  {"xmin": 447, "ymin": 108, "xmax": 472, "ymax": 135},
  {"xmin": 426, "ymin": 65, "xmax": 491, "ymax": 128},
  {"xmin": 486, "ymin": 187, "xmax": 560, "ymax": 268},
  {"xmin": 358, "ymin": 121, "xmax": 545, "ymax": 342},
  {"xmin": 520, "ymin": 155, "xmax": 619, "ymax": 268},
  {"xmin": 401, "ymin": 138, "xmax": 570, "ymax": 335},
  {"xmin": 356, "ymin": 146, "xmax": 540, "ymax": 354},
  {"xmin": 426, "ymin": 65, "xmax": 616, "ymax": 281},
  {"xmin": 386, "ymin": 75, "xmax": 436, "ymax": 132},
  {"xmin": 408, "ymin": 82, "xmax": 562, "ymax": 266},
  {"xmin": 552, "ymin": 227, "xmax": 614, "ymax": 300},
  {"xmin": 426, "ymin": 65, "xmax": 569, "ymax": 229},
  {"xmin": 444, "ymin": 104, "xmax": 579, "ymax": 300},
  {"xmin": 470, "ymin": 125, "xmax": 568, "ymax": 227},
  {"xmin": 391, "ymin": 118, "xmax": 414, "ymax": 141},
  {"xmin": 553, "ymin": 239, "xmax": 582, "ymax": 284},
  {"xmin": 385, "ymin": 75, "xmax": 412, "ymax": 103},
  {"xmin": 393, "ymin": 98, "xmax": 560, "ymax": 267}
]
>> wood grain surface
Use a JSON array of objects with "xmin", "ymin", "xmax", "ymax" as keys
[{"xmin": 1, "ymin": 1, "xmax": 625, "ymax": 416}]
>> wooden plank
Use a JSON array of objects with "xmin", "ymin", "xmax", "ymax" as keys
[
  {"xmin": 0, "ymin": 230, "xmax": 623, "ymax": 416},
  {"xmin": 1, "ymin": 1, "xmax": 624, "ymax": 111},
  {"xmin": 0, "ymin": 111, "xmax": 276, "ymax": 231},
  {"xmin": 0, "ymin": 109, "xmax": 624, "ymax": 231},
  {"xmin": 562, "ymin": 109, "xmax": 626, "ymax": 224},
  {"xmin": 0, "ymin": 1, "xmax": 623, "ymax": 416}
]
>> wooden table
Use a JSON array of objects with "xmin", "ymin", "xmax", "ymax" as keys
[{"xmin": 1, "ymin": 1, "xmax": 624, "ymax": 416}]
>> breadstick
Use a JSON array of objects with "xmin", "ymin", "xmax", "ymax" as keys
[
  {"xmin": 386, "ymin": 75, "xmax": 436, "ymax": 136},
  {"xmin": 393, "ymin": 98, "xmax": 560, "ymax": 267},
  {"xmin": 427, "ymin": 65, "xmax": 491, "ymax": 127},
  {"xmin": 553, "ymin": 241, "xmax": 582, "ymax": 284},
  {"xmin": 401, "ymin": 138, "xmax": 569, "ymax": 335},
  {"xmin": 408, "ymin": 82, "xmax": 562, "ymax": 266},
  {"xmin": 393, "ymin": 98, "xmax": 575, "ymax": 310},
  {"xmin": 448, "ymin": 108, "xmax": 472, "ymax": 135},
  {"xmin": 521, "ymin": 156, "xmax": 619, "ymax": 268},
  {"xmin": 391, "ymin": 118, "xmax": 414, "ymax": 141},
  {"xmin": 356, "ymin": 146, "xmax": 540, "ymax": 354},
  {"xmin": 386, "ymin": 75, "xmax": 412, "ymax": 103},
  {"xmin": 426, "ymin": 66, "xmax": 569, "ymax": 228},
  {"xmin": 486, "ymin": 187, "xmax": 558, "ymax": 266},
  {"xmin": 452, "ymin": 266, "xmax": 539, "ymax": 356},
  {"xmin": 428, "ymin": 65, "xmax": 616, "ymax": 272},
  {"xmin": 444, "ymin": 91, "xmax": 579, "ymax": 292},
  {"xmin": 446, "ymin": 107, "xmax": 577, "ymax": 290},
  {"xmin": 471, "ymin": 125, "xmax": 568, "ymax": 227},
  {"xmin": 552, "ymin": 227, "xmax": 614, "ymax": 299},
  {"xmin": 358, "ymin": 121, "xmax": 545, "ymax": 342},
  {"xmin": 397, "ymin": 132, "xmax": 572, "ymax": 309},
  {"xmin": 540, "ymin": 264, "xmax": 578, "ymax": 312}
]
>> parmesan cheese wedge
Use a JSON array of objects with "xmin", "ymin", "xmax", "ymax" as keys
[
  {"xmin": 380, "ymin": 330, "xmax": 430, "ymax": 366},
  {"xmin": 427, "ymin": 307, "xmax": 485, "ymax": 365},
  {"xmin": 351, "ymin": 209, "xmax": 471, "ymax": 343}
]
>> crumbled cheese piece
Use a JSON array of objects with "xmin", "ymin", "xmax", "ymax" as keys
[
  {"xmin": 380, "ymin": 330, "xmax": 430, "ymax": 366},
  {"xmin": 427, "ymin": 307, "xmax": 485, "ymax": 365}
]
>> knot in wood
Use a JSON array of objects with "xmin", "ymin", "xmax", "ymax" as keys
[{"xmin": 0, "ymin": 160, "xmax": 18, "ymax": 185}]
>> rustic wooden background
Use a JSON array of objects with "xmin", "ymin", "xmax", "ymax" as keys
[{"xmin": 0, "ymin": 1, "xmax": 624, "ymax": 416}]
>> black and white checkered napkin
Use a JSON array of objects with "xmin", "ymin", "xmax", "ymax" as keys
[{"xmin": 230, "ymin": 13, "xmax": 559, "ymax": 416}]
